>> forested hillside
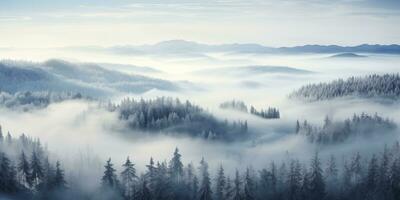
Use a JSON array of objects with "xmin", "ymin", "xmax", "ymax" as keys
[
  {"xmin": 107, "ymin": 97, "xmax": 249, "ymax": 141},
  {"xmin": 290, "ymin": 74, "xmax": 400, "ymax": 101},
  {"xmin": 219, "ymin": 100, "xmax": 280, "ymax": 119},
  {"xmin": 0, "ymin": 91, "xmax": 86, "ymax": 111},
  {"xmin": 296, "ymin": 113, "xmax": 397, "ymax": 144},
  {"xmin": 0, "ymin": 59, "xmax": 179, "ymax": 97}
]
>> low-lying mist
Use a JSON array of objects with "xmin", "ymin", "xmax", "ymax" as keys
[{"xmin": 0, "ymin": 92, "xmax": 398, "ymax": 176}]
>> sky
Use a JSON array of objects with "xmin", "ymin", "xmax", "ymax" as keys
[{"xmin": 0, "ymin": 0, "xmax": 400, "ymax": 48}]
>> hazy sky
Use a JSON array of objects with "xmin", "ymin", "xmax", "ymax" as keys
[{"xmin": 1, "ymin": 0, "xmax": 400, "ymax": 47}]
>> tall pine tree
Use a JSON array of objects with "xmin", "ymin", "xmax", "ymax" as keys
[
  {"xmin": 198, "ymin": 158, "xmax": 212, "ymax": 200},
  {"xmin": 121, "ymin": 157, "xmax": 137, "ymax": 200}
]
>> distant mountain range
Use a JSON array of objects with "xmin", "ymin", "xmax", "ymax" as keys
[{"xmin": 75, "ymin": 40, "xmax": 400, "ymax": 55}]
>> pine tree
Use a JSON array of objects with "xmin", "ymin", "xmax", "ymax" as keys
[
  {"xmin": 269, "ymin": 162, "xmax": 278, "ymax": 198},
  {"xmin": 225, "ymin": 176, "xmax": 234, "ymax": 200},
  {"xmin": 198, "ymin": 158, "xmax": 212, "ymax": 200},
  {"xmin": 287, "ymin": 160, "xmax": 302, "ymax": 200},
  {"xmin": 391, "ymin": 157, "xmax": 400, "ymax": 200},
  {"xmin": 153, "ymin": 161, "xmax": 172, "ymax": 200},
  {"xmin": 243, "ymin": 168, "xmax": 255, "ymax": 200},
  {"xmin": 40, "ymin": 157, "xmax": 56, "ymax": 192},
  {"xmin": 308, "ymin": 152, "xmax": 325, "ymax": 200},
  {"xmin": 0, "ymin": 153, "xmax": 19, "ymax": 193},
  {"xmin": 233, "ymin": 170, "xmax": 242, "ymax": 200},
  {"xmin": 325, "ymin": 155, "xmax": 338, "ymax": 198},
  {"xmin": 136, "ymin": 175, "xmax": 151, "ymax": 200},
  {"xmin": 30, "ymin": 151, "xmax": 44, "ymax": 189},
  {"xmin": 215, "ymin": 165, "xmax": 226, "ymax": 200},
  {"xmin": 121, "ymin": 157, "xmax": 137, "ymax": 200},
  {"xmin": 350, "ymin": 152, "xmax": 364, "ymax": 199},
  {"xmin": 186, "ymin": 163, "xmax": 197, "ymax": 199},
  {"xmin": 101, "ymin": 158, "xmax": 119, "ymax": 189},
  {"xmin": 169, "ymin": 147, "xmax": 183, "ymax": 183},
  {"xmin": 366, "ymin": 154, "xmax": 379, "ymax": 199},
  {"xmin": 378, "ymin": 147, "xmax": 391, "ymax": 199},
  {"xmin": 17, "ymin": 151, "xmax": 32, "ymax": 188},
  {"xmin": 54, "ymin": 161, "xmax": 67, "ymax": 189},
  {"xmin": 351, "ymin": 153, "xmax": 363, "ymax": 183},
  {"xmin": 146, "ymin": 157, "xmax": 156, "ymax": 194},
  {"xmin": 192, "ymin": 175, "xmax": 199, "ymax": 200},
  {"xmin": 341, "ymin": 160, "xmax": 352, "ymax": 197}
]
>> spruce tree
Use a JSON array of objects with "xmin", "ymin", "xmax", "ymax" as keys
[
  {"xmin": 287, "ymin": 160, "xmax": 302, "ymax": 200},
  {"xmin": 198, "ymin": 158, "xmax": 212, "ymax": 200},
  {"xmin": 378, "ymin": 147, "xmax": 391, "ymax": 199},
  {"xmin": 101, "ymin": 158, "xmax": 119, "ymax": 189},
  {"xmin": 185, "ymin": 163, "xmax": 197, "ymax": 199},
  {"xmin": 325, "ymin": 155, "xmax": 338, "ymax": 198},
  {"xmin": 136, "ymin": 175, "xmax": 151, "ymax": 200},
  {"xmin": 169, "ymin": 148, "xmax": 183, "ymax": 183},
  {"xmin": 308, "ymin": 152, "xmax": 325, "ymax": 200},
  {"xmin": 40, "ymin": 157, "xmax": 56, "ymax": 192},
  {"xmin": 121, "ymin": 157, "xmax": 137, "ymax": 200},
  {"xmin": 225, "ymin": 176, "xmax": 234, "ymax": 200},
  {"xmin": 366, "ymin": 154, "xmax": 379, "ymax": 199},
  {"xmin": 233, "ymin": 170, "xmax": 242, "ymax": 200},
  {"xmin": 215, "ymin": 165, "xmax": 226, "ymax": 200},
  {"xmin": 192, "ymin": 175, "xmax": 199, "ymax": 200},
  {"xmin": 391, "ymin": 157, "xmax": 400, "ymax": 200},
  {"xmin": 17, "ymin": 151, "xmax": 32, "ymax": 188},
  {"xmin": 243, "ymin": 168, "xmax": 255, "ymax": 200},
  {"xmin": 146, "ymin": 157, "xmax": 156, "ymax": 194},
  {"xmin": 0, "ymin": 153, "xmax": 19, "ymax": 193},
  {"xmin": 30, "ymin": 151, "xmax": 44, "ymax": 189},
  {"xmin": 54, "ymin": 161, "xmax": 67, "ymax": 189},
  {"xmin": 169, "ymin": 148, "xmax": 185, "ymax": 200},
  {"xmin": 153, "ymin": 161, "xmax": 172, "ymax": 200}
]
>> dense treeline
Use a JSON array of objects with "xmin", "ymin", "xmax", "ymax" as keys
[
  {"xmin": 107, "ymin": 97, "xmax": 249, "ymax": 141},
  {"xmin": 219, "ymin": 100, "xmax": 248, "ymax": 113},
  {"xmin": 59, "ymin": 143, "xmax": 400, "ymax": 200},
  {"xmin": 95, "ymin": 142, "xmax": 400, "ymax": 200},
  {"xmin": 0, "ymin": 91, "xmax": 85, "ymax": 111},
  {"xmin": 249, "ymin": 106, "xmax": 280, "ymax": 119},
  {"xmin": 296, "ymin": 113, "xmax": 397, "ymax": 144},
  {"xmin": 0, "ymin": 126, "xmax": 67, "ymax": 200},
  {"xmin": 219, "ymin": 100, "xmax": 280, "ymax": 119},
  {"xmin": 290, "ymin": 74, "xmax": 400, "ymax": 101},
  {"xmin": 2, "ymin": 128, "xmax": 400, "ymax": 200}
]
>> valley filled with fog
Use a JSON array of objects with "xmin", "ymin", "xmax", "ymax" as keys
[{"xmin": 1, "ymin": 41, "xmax": 400, "ymax": 199}]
